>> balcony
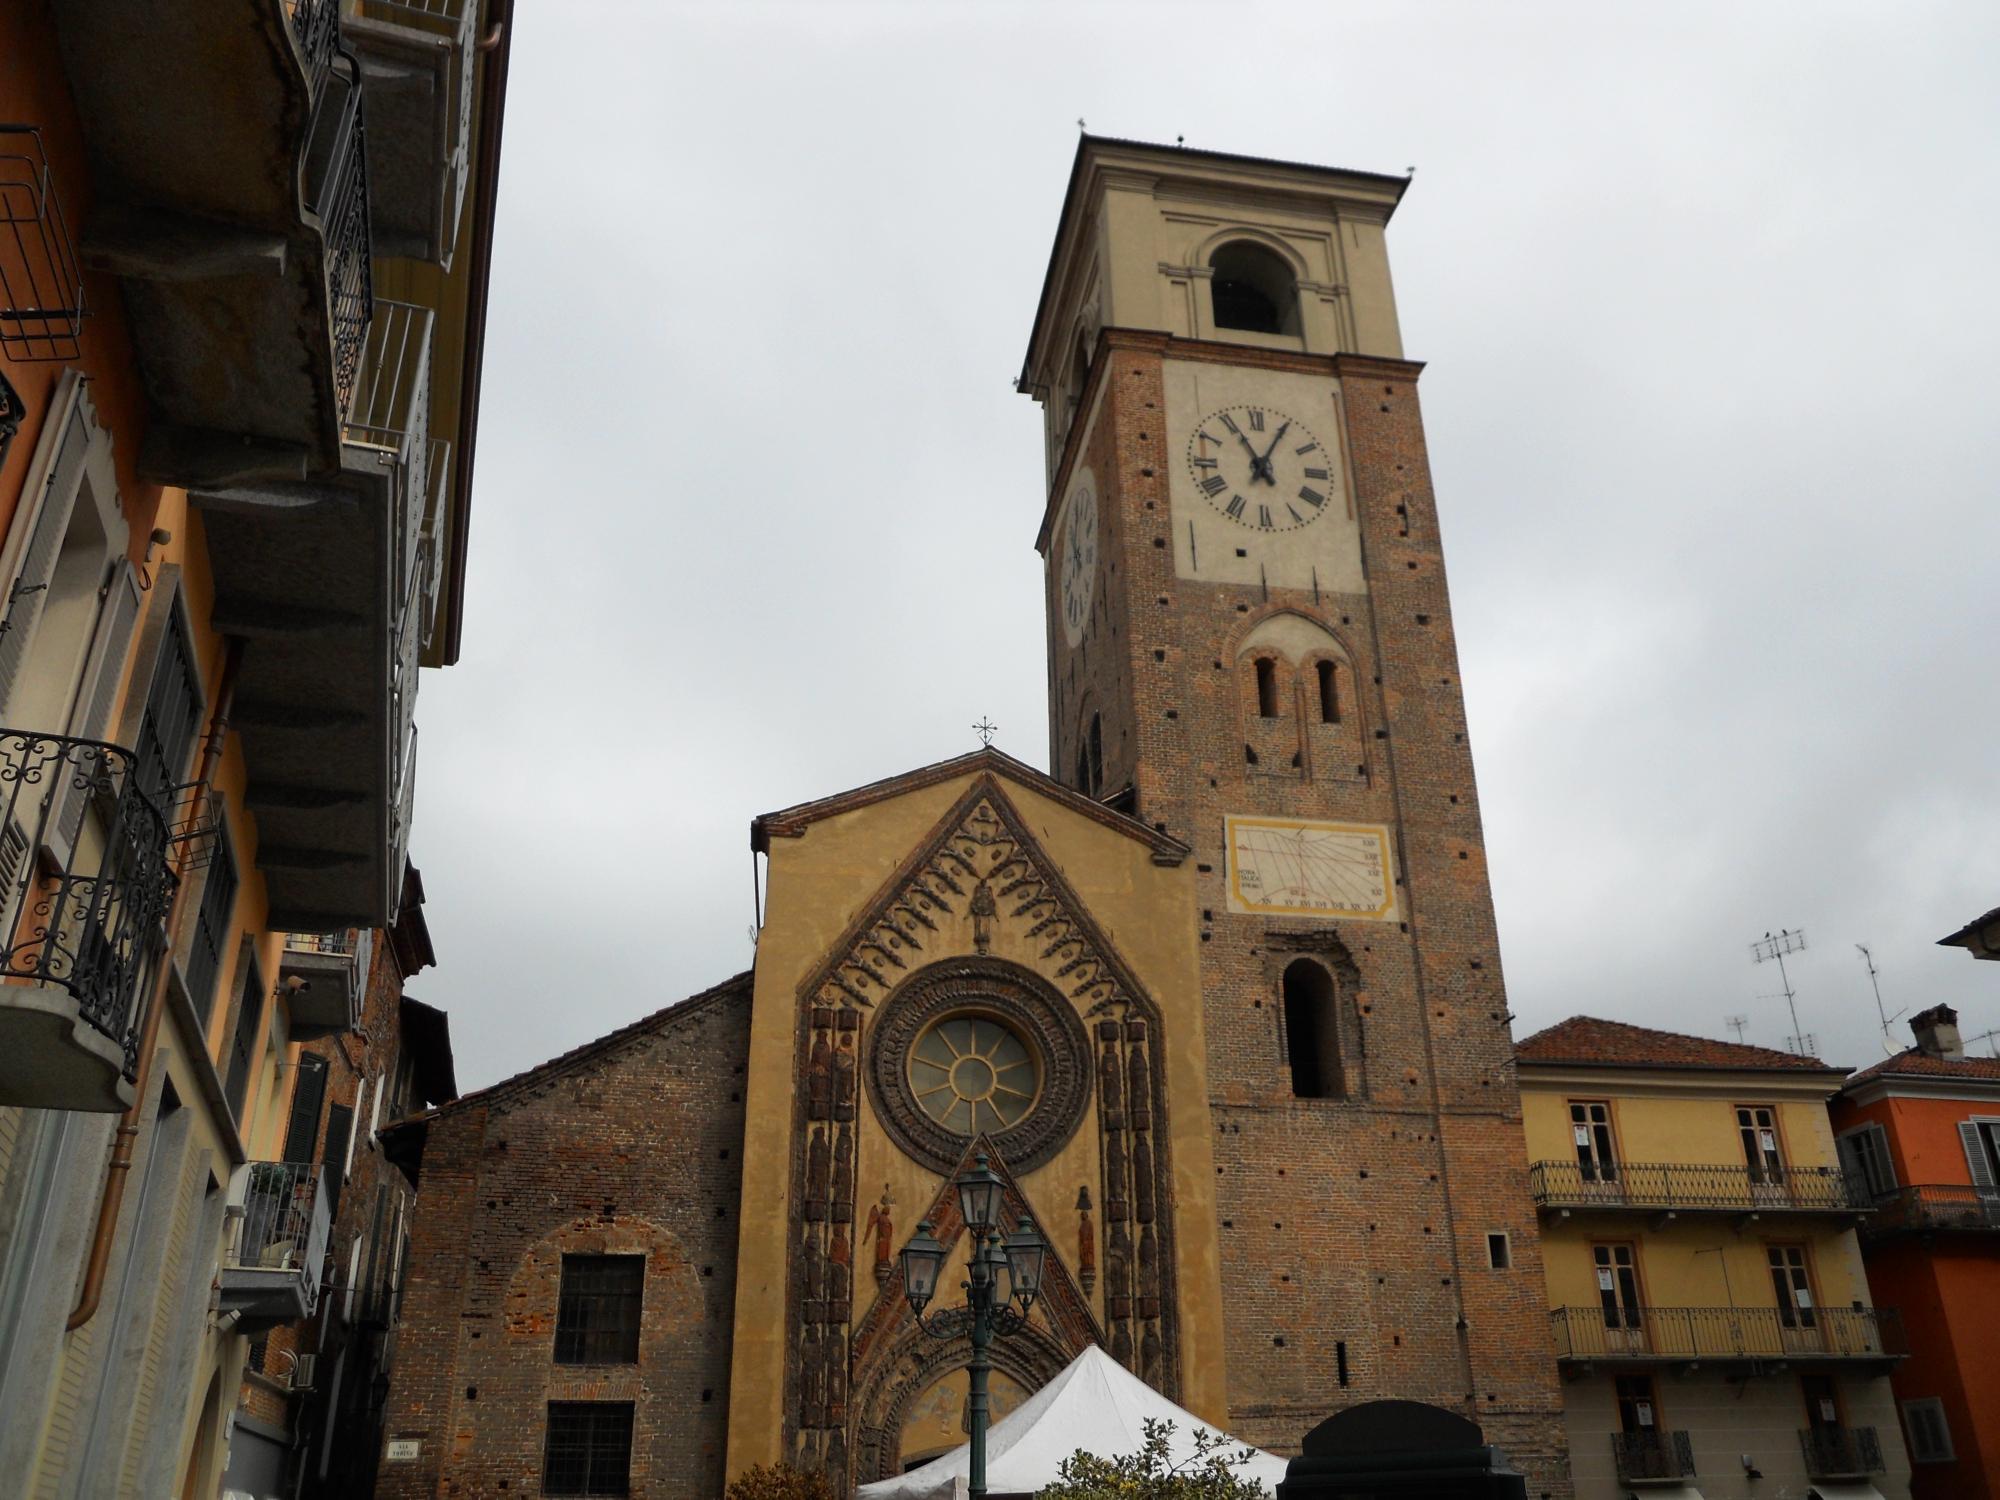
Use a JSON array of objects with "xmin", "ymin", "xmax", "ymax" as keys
[
  {"xmin": 1529, "ymin": 1159, "xmax": 1866, "ymax": 1221},
  {"xmin": 344, "ymin": 0, "xmax": 480, "ymax": 266},
  {"xmin": 1611, "ymin": 1430, "xmax": 1695, "ymax": 1486},
  {"xmin": 280, "ymin": 927, "xmax": 375, "ymax": 1039},
  {"xmin": 1551, "ymin": 1305, "xmax": 1905, "ymax": 1372},
  {"xmin": 199, "ymin": 300, "xmax": 438, "ymax": 929},
  {"xmin": 55, "ymin": 0, "xmax": 372, "ymax": 488},
  {"xmin": 1860, "ymin": 1184, "xmax": 2000, "ymax": 1239},
  {"xmin": 0, "ymin": 733, "xmax": 175, "ymax": 1113},
  {"xmin": 1800, "ymin": 1426, "xmax": 1884, "ymax": 1479},
  {"xmin": 220, "ymin": 1161, "xmax": 331, "ymax": 1330}
]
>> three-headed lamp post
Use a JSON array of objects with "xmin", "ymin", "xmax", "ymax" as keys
[{"xmin": 897, "ymin": 1154, "xmax": 1047, "ymax": 1499}]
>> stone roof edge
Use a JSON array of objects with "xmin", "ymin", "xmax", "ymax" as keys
[{"xmin": 750, "ymin": 747, "xmax": 1189, "ymax": 866}]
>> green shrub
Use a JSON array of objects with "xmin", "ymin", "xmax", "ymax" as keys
[
  {"xmin": 1036, "ymin": 1418, "xmax": 1266, "ymax": 1500},
  {"xmin": 725, "ymin": 1462, "xmax": 840, "ymax": 1500}
]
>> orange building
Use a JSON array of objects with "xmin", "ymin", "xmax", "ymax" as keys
[{"xmin": 1831, "ymin": 1004, "xmax": 2000, "ymax": 1500}]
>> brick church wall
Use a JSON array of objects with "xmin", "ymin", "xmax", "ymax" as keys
[{"xmin": 376, "ymin": 978, "xmax": 752, "ymax": 1499}]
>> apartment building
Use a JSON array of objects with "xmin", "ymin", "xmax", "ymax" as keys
[
  {"xmin": 0, "ymin": 1, "xmax": 509, "ymax": 1493},
  {"xmin": 1517, "ymin": 1017, "xmax": 1911, "ymax": 1500},
  {"xmin": 1832, "ymin": 1004, "xmax": 2000, "ymax": 1500}
]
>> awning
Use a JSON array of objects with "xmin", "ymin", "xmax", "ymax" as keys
[{"xmin": 1808, "ymin": 1486, "xmax": 1887, "ymax": 1500}]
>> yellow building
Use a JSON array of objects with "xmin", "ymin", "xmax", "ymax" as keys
[{"xmin": 1517, "ymin": 1017, "xmax": 1912, "ymax": 1500}]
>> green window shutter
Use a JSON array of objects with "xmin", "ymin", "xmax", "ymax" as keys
[{"xmin": 283, "ymin": 1054, "xmax": 330, "ymax": 1165}]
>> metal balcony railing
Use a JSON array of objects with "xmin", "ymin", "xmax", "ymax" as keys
[
  {"xmin": 1529, "ymin": 1159, "xmax": 1863, "ymax": 1215},
  {"xmin": 1861, "ymin": 1184, "xmax": 2000, "ymax": 1237},
  {"xmin": 286, "ymin": 928, "xmax": 359, "ymax": 957},
  {"xmin": 223, "ymin": 1161, "xmax": 331, "ymax": 1323},
  {"xmin": 1800, "ymin": 1426, "xmax": 1884, "ymax": 1478},
  {"xmin": 318, "ymin": 101, "xmax": 375, "ymax": 426},
  {"xmin": 286, "ymin": 0, "xmax": 345, "ymax": 97},
  {"xmin": 1551, "ymin": 1305, "xmax": 1905, "ymax": 1364},
  {"xmin": 0, "ymin": 126, "xmax": 86, "ymax": 363},
  {"xmin": 0, "ymin": 732, "xmax": 176, "ymax": 1077},
  {"xmin": 1611, "ymin": 1429, "xmax": 1695, "ymax": 1484}
]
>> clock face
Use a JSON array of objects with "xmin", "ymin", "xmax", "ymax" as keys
[
  {"xmin": 1185, "ymin": 404, "xmax": 1334, "ymax": 532},
  {"xmin": 1057, "ymin": 474, "xmax": 1098, "ymax": 647}
]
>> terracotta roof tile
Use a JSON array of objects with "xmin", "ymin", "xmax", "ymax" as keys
[
  {"xmin": 1514, "ymin": 1015, "xmax": 1840, "ymax": 1073},
  {"xmin": 1845, "ymin": 1046, "xmax": 2000, "ymax": 1085}
]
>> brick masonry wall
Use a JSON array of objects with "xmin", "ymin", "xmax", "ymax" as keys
[
  {"xmin": 376, "ymin": 981, "xmax": 752, "ymax": 1499},
  {"xmin": 1045, "ymin": 333, "xmax": 1571, "ymax": 1496}
]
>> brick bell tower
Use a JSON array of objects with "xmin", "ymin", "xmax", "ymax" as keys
[{"xmin": 1018, "ymin": 137, "xmax": 1569, "ymax": 1487}]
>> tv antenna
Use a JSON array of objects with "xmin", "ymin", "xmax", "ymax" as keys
[
  {"xmin": 1725, "ymin": 1014, "xmax": 1750, "ymax": 1044},
  {"xmin": 1751, "ymin": 928, "xmax": 1815, "ymax": 1056},
  {"xmin": 1966, "ymin": 1027, "xmax": 2000, "ymax": 1059},
  {"xmin": 1854, "ymin": 944, "xmax": 1905, "ymax": 1037}
]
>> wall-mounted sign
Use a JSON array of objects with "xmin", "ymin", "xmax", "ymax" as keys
[{"xmin": 386, "ymin": 1439, "xmax": 422, "ymax": 1462}]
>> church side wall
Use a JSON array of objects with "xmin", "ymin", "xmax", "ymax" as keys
[{"xmin": 378, "ymin": 985, "xmax": 752, "ymax": 1499}]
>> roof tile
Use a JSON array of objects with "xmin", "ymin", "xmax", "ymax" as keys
[{"xmin": 1514, "ymin": 1015, "xmax": 1839, "ymax": 1073}]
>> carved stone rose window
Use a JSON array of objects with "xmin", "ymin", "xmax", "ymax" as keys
[{"xmin": 868, "ymin": 958, "xmax": 1091, "ymax": 1175}]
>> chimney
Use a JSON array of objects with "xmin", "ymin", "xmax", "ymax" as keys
[{"xmin": 1910, "ymin": 1004, "xmax": 1964, "ymax": 1060}]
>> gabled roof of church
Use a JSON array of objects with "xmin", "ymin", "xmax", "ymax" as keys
[
  {"xmin": 1515, "ymin": 1015, "xmax": 1845, "ymax": 1076},
  {"xmin": 378, "ymin": 971, "xmax": 753, "ymax": 1181},
  {"xmin": 750, "ymin": 746, "xmax": 1188, "ymax": 865}
]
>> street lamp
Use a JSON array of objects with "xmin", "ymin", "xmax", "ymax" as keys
[{"xmin": 897, "ymin": 1155, "xmax": 1047, "ymax": 1499}]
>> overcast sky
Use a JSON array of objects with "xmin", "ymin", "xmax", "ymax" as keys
[{"xmin": 411, "ymin": 1, "xmax": 2000, "ymax": 1094}]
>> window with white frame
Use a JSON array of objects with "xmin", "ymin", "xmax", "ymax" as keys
[{"xmin": 1837, "ymin": 1122, "xmax": 1896, "ymax": 1200}]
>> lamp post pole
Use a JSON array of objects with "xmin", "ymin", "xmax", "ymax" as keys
[{"xmin": 897, "ymin": 1156, "xmax": 1047, "ymax": 1500}]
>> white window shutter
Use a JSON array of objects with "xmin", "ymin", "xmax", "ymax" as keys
[
  {"xmin": 1865, "ymin": 1123, "xmax": 1896, "ymax": 1194},
  {"xmin": 0, "ymin": 405, "xmax": 90, "ymax": 717},
  {"xmin": 1961, "ymin": 1120, "xmax": 1997, "ymax": 1192},
  {"xmin": 46, "ymin": 558, "xmax": 144, "ymax": 863}
]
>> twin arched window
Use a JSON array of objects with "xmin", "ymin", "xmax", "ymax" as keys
[{"xmin": 1210, "ymin": 241, "xmax": 1299, "ymax": 338}]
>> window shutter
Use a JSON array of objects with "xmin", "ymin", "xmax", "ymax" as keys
[
  {"xmin": 1863, "ymin": 1124, "xmax": 1896, "ymax": 1195},
  {"xmin": 283, "ymin": 1054, "xmax": 330, "ymax": 1165},
  {"xmin": 321, "ymin": 1104, "xmax": 353, "ymax": 1221},
  {"xmin": 47, "ymin": 558, "xmax": 143, "ymax": 861},
  {"xmin": 0, "ymin": 401, "xmax": 90, "ymax": 716},
  {"xmin": 1963, "ymin": 1121, "xmax": 1999, "ymax": 1192}
]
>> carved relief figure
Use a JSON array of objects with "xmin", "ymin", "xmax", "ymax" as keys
[{"xmin": 864, "ymin": 1185, "xmax": 896, "ymax": 1287}]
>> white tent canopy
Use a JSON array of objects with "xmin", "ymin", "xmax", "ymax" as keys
[{"xmin": 855, "ymin": 1344, "xmax": 1291, "ymax": 1500}]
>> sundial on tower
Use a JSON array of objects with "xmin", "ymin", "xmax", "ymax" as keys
[{"xmin": 1224, "ymin": 816, "xmax": 1397, "ymax": 921}]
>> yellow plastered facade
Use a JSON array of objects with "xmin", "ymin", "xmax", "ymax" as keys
[{"xmin": 725, "ymin": 764, "xmax": 1226, "ymax": 1477}]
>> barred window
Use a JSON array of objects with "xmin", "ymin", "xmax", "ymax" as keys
[
  {"xmin": 554, "ymin": 1255, "xmax": 644, "ymax": 1365},
  {"xmin": 543, "ymin": 1402, "xmax": 633, "ymax": 1497}
]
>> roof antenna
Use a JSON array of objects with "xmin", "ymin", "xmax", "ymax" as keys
[
  {"xmin": 1725, "ymin": 1014, "xmax": 1749, "ymax": 1044},
  {"xmin": 1855, "ymin": 943, "xmax": 1905, "ymax": 1037},
  {"xmin": 1751, "ymin": 928, "xmax": 1814, "ymax": 1056},
  {"xmin": 1077, "ymin": 117, "xmax": 1086, "ymax": 132},
  {"xmin": 1176, "ymin": 134, "xmax": 1185, "ymax": 147}
]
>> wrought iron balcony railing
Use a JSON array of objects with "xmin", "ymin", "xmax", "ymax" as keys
[
  {"xmin": 304, "ymin": 77, "xmax": 375, "ymax": 427},
  {"xmin": 285, "ymin": 0, "xmax": 344, "ymax": 97},
  {"xmin": 221, "ymin": 1161, "xmax": 331, "ymax": 1328},
  {"xmin": 1551, "ymin": 1305, "xmax": 1905, "ymax": 1364},
  {"xmin": 1612, "ymin": 1429, "xmax": 1695, "ymax": 1484},
  {"xmin": 1800, "ymin": 1426, "xmax": 1884, "ymax": 1478},
  {"xmin": 0, "ymin": 731, "xmax": 176, "ymax": 1081},
  {"xmin": 1529, "ymin": 1159, "xmax": 1863, "ymax": 1215},
  {"xmin": 1860, "ymin": 1184, "xmax": 2000, "ymax": 1238}
]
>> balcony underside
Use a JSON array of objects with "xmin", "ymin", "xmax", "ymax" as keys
[
  {"xmin": 1558, "ymin": 1350, "xmax": 1902, "ymax": 1377},
  {"xmin": 0, "ymin": 982, "xmax": 133, "ymax": 1112},
  {"xmin": 196, "ymin": 451, "xmax": 400, "ymax": 929},
  {"xmin": 1542, "ymin": 1202, "xmax": 1866, "ymax": 1227},
  {"xmin": 279, "ymin": 944, "xmax": 364, "ymax": 1039},
  {"xmin": 55, "ymin": 0, "xmax": 344, "ymax": 474},
  {"xmin": 218, "ymin": 1265, "xmax": 315, "ymax": 1332}
]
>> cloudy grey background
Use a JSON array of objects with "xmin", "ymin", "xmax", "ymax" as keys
[{"xmin": 411, "ymin": 1, "xmax": 2000, "ymax": 1092}]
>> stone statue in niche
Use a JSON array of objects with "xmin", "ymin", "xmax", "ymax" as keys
[
  {"xmin": 833, "ymin": 1021, "xmax": 859, "ymax": 1122},
  {"xmin": 808, "ymin": 1026, "xmax": 833, "ymax": 1120},
  {"xmin": 864, "ymin": 1184, "xmax": 896, "ymax": 1287},
  {"xmin": 971, "ymin": 878, "xmax": 997, "ymax": 954}
]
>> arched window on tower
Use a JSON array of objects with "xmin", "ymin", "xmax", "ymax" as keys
[
  {"xmin": 1282, "ymin": 959, "xmax": 1343, "ymax": 1099},
  {"xmin": 1210, "ymin": 241, "xmax": 1299, "ymax": 337},
  {"xmin": 1087, "ymin": 713, "xmax": 1104, "ymax": 795},
  {"xmin": 1254, "ymin": 658, "xmax": 1280, "ymax": 719},
  {"xmin": 1316, "ymin": 660, "xmax": 1339, "ymax": 724}
]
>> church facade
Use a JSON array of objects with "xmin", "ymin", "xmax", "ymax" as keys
[{"xmin": 374, "ymin": 138, "xmax": 1571, "ymax": 1498}]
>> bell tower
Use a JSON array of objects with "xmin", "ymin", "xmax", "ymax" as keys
[{"xmin": 1019, "ymin": 137, "xmax": 1568, "ymax": 1485}]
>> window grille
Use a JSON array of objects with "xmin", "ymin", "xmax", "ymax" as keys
[
  {"xmin": 543, "ymin": 1402, "xmax": 633, "ymax": 1497},
  {"xmin": 131, "ymin": 601, "xmax": 203, "ymax": 806},
  {"xmin": 554, "ymin": 1255, "xmax": 644, "ymax": 1365}
]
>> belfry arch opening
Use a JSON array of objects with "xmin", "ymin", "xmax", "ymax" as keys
[
  {"xmin": 1254, "ymin": 658, "xmax": 1279, "ymax": 718},
  {"xmin": 1282, "ymin": 958, "xmax": 1343, "ymax": 1099},
  {"xmin": 1210, "ymin": 240, "xmax": 1299, "ymax": 337}
]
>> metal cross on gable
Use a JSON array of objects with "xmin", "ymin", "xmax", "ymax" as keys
[{"xmin": 972, "ymin": 717, "xmax": 998, "ymax": 748}]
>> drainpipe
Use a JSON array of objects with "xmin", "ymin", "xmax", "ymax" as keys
[{"xmin": 68, "ymin": 638, "xmax": 243, "ymax": 1330}]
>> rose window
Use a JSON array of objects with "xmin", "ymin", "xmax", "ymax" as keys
[{"xmin": 908, "ymin": 1015, "xmax": 1039, "ymax": 1134}]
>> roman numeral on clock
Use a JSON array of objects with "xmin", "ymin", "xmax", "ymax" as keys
[
  {"xmin": 1224, "ymin": 495, "xmax": 1246, "ymax": 520},
  {"xmin": 1303, "ymin": 467, "xmax": 1329, "ymax": 480},
  {"xmin": 1219, "ymin": 414, "xmax": 1242, "ymax": 436},
  {"xmin": 1257, "ymin": 504, "xmax": 1274, "ymax": 529},
  {"xmin": 1298, "ymin": 487, "xmax": 1325, "ymax": 508},
  {"xmin": 1192, "ymin": 456, "xmax": 1218, "ymax": 470},
  {"xmin": 1248, "ymin": 409, "xmax": 1266, "ymax": 432},
  {"xmin": 1295, "ymin": 443, "xmax": 1318, "ymax": 455},
  {"xmin": 1200, "ymin": 474, "xmax": 1228, "ymax": 496}
]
